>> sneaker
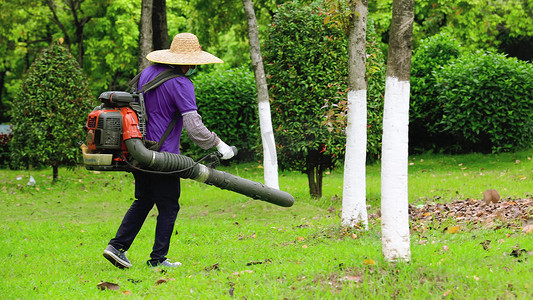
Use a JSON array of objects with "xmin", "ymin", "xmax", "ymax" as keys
[
  {"xmin": 149, "ymin": 259, "xmax": 182, "ymax": 268},
  {"xmin": 103, "ymin": 245, "xmax": 132, "ymax": 269}
]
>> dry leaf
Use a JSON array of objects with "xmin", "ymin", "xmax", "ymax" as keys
[
  {"xmin": 155, "ymin": 278, "xmax": 168, "ymax": 285},
  {"xmin": 97, "ymin": 281, "xmax": 120, "ymax": 291},
  {"xmin": 297, "ymin": 236, "xmax": 305, "ymax": 241},
  {"xmin": 204, "ymin": 262, "xmax": 220, "ymax": 272},
  {"xmin": 363, "ymin": 259, "xmax": 376, "ymax": 266},
  {"xmin": 447, "ymin": 226, "xmax": 461, "ymax": 234},
  {"xmin": 121, "ymin": 290, "xmax": 132, "ymax": 295}
]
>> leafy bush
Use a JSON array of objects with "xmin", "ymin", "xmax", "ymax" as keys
[
  {"xmin": 264, "ymin": 1, "xmax": 386, "ymax": 170},
  {"xmin": 410, "ymin": 33, "xmax": 462, "ymax": 152},
  {"xmin": 433, "ymin": 52, "xmax": 533, "ymax": 153},
  {"xmin": 264, "ymin": 1, "xmax": 386, "ymax": 197},
  {"xmin": 181, "ymin": 67, "xmax": 259, "ymax": 161},
  {"xmin": 0, "ymin": 125, "xmax": 12, "ymax": 167},
  {"xmin": 9, "ymin": 43, "xmax": 93, "ymax": 178}
]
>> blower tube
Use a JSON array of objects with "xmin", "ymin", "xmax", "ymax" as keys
[{"xmin": 124, "ymin": 138, "xmax": 294, "ymax": 207}]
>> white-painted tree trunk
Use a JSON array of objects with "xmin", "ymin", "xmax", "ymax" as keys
[
  {"xmin": 381, "ymin": 77, "xmax": 411, "ymax": 262},
  {"xmin": 342, "ymin": 89, "xmax": 368, "ymax": 228},
  {"xmin": 242, "ymin": 0, "xmax": 279, "ymax": 189},
  {"xmin": 258, "ymin": 100, "xmax": 279, "ymax": 189},
  {"xmin": 341, "ymin": 0, "xmax": 368, "ymax": 228}
]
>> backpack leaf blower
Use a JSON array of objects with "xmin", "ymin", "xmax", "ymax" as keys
[{"xmin": 81, "ymin": 90, "xmax": 294, "ymax": 208}]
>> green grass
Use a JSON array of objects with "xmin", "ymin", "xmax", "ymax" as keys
[{"xmin": 0, "ymin": 149, "xmax": 532, "ymax": 299}]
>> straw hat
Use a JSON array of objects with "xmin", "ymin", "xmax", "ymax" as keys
[{"xmin": 146, "ymin": 33, "xmax": 223, "ymax": 65}]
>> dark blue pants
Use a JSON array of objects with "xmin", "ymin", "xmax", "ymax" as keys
[{"xmin": 109, "ymin": 171, "xmax": 181, "ymax": 265}]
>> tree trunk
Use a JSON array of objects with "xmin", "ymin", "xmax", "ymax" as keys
[
  {"xmin": 306, "ymin": 166, "xmax": 323, "ymax": 198},
  {"xmin": 46, "ymin": 0, "xmax": 71, "ymax": 50},
  {"xmin": 342, "ymin": 0, "xmax": 369, "ymax": 228},
  {"xmin": 152, "ymin": 0, "xmax": 169, "ymax": 50},
  {"xmin": 381, "ymin": 0, "xmax": 414, "ymax": 262},
  {"xmin": 242, "ymin": 0, "xmax": 279, "ymax": 189},
  {"xmin": 139, "ymin": 0, "xmax": 154, "ymax": 71},
  {"xmin": 52, "ymin": 164, "xmax": 59, "ymax": 183}
]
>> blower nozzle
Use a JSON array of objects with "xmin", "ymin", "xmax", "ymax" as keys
[{"xmin": 123, "ymin": 139, "xmax": 294, "ymax": 207}]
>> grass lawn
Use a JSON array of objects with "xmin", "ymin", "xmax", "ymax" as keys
[{"xmin": 0, "ymin": 149, "xmax": 531, "ymax": 299}]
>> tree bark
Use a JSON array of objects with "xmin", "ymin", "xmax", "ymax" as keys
[
  {"xmin": 152, "ymin": 0, "xmax": 169, "ymax": 50},
  {"xmin": 342, "ymin": 0, "xmax": 369, "ymax": 228},
  {"xmin": 139, "ymin": 0, "xmax": 154, "ymax": 71},
  {"xmin": 306, "ymin": 166, "xmax": 323, "ymax": 198},
  {"xmin": 242, "ymin": 0, "xmax": 279, "ymax": 189},
  {"xmin": 381, "ymin": 0, "xmax": 414, "ymax": 262},
  {"xmin": 46, "ymin": 0, "xmax": 72, "ymax": 50},
  {"xmin": 52, "ymin": 164, "xmax": 59, "ymax": 182}
]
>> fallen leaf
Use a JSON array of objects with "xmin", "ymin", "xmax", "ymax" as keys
[
  {"xmin": 297, "ymin": 236, "xmax": 305, "ymax": 241},
  {"xmin": 97, "ymin": 281, "xmax": 120, "ymax": 291},
  {"xmin": 363, "ymin": 259, "xmax": 376, "ymax": 266},
  {"xmin": 155, "ymin": 278, "xmax": 168, "ymax": 285},
  {"xmin": 480, "ymin": 240, "xmax": 491, "ymax": 250},
  {"xmin": 121, "ymin": 290, "xmax": 131, "ymax": 295},
  {"xmin": 447, "ymin": 226, "xmax": 461, "ymax": 234},
  {"xmin": 204, "ymin": 262, "xmax": 220, "ymax": 272}
]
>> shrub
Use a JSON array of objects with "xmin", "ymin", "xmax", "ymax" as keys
[
  {"xmin": 181, "ymin": 67, "xmax": 259, "ymax": 161},
  {"xmin": 433, "ymin": 51, "xmax": 533, "ymax": 153},
  {"xmin": 264, "ymin": 1, "xmax": 386, "ymax": 197},
  {"xmin": 0, "ymin": 125, "xmax": 12, "ymax": 167},
  {"xmin": 9, "ymin": 43, "xmax": 93, "ymax": 179},
  {"xmin": 410, "ymin": 33, "xmax": 462, "ymax": 152}
]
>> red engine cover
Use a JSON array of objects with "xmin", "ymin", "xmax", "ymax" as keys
[{"xmin": 86, "ymin": 107, "xmax": 142, "ymax": 151}]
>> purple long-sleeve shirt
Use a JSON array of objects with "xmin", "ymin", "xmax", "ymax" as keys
[{"xmin": 138, "ymin": 64, "xmax": 197, "ymax": 154}]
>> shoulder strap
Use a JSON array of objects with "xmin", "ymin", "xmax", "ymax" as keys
[
  {"xmin": 128, "ymin": 67, "xmax": 185, "ymax": 151},
  {"xmin": 128, "ymin": 68, "xmax": 184, "ymax": 93},
  {"xmin": 151, "ymin": 112, "xmax": 180, "ymax": 151}
]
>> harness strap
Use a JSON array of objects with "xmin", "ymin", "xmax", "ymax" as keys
[{"xmin": 128, "ymin": 67, "xmax": 185, "ymax": 151}]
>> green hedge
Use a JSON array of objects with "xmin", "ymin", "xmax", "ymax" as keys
[
  {"xmin": 433, "ymin": 52, "xmax": 533, "ymax": 153},
  {"xmin": 410, "ymin": 33, "xmax": 462, "ymax": 152},
  {"xmin": 181, "ymin": 68, "xmax": 259, "ymax": 161}
]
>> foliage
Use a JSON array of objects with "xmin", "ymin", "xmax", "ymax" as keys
[
  {"xmin": 83, "ymin": 0, "xmax": 141, "ymax": 94},
  {"xmin": 322, "ymin": 21, "xmax": 387, "ymax": 163},
  {"xmin": 264, "ymin": 1, "xmax": 345, "ymax": 175},
  {"xmin": 433, "ymin": 52, "xmax": 533, "ymax": 153},
  {"xmin": 0, "ymin": 126, "xmax": 12, "ymax": 167},
  {"xmin": 370, "ymin": 0, "xmax": 533, "ymax": 61},
  {"xmin": 0, "ymin": 0, "xmax": 53, "ymax": 123},
  {"xmin": 264, "ymin": 0, "xmax": 386, "ymax": 177},
  {"xmin": 180, "ymin": 67, "xmax": 259, "ymax": 161},
  {"xmin": 9, "ymin": 43, "xmax": 94, "ymax": 174},
  {"xmin": 409, "ymin": 33, "xmax": 462, "ymax": 152}
]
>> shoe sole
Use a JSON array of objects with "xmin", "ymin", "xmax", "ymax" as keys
[{"xmin": 103, "ymin": 250, "xmax": 132, "ymax": 269}]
